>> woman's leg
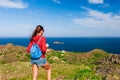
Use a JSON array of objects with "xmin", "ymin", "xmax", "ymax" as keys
[
  {"xmin": 32, "ymin": 64, "xmax": 38, "ymax": 80},
  {"xmin": 42, "ymin": 62, "xmax": 51, "ymax": 80}
]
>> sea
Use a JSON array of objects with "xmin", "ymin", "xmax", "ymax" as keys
[{"xmin": 0, "ymin": 37, "xmax": 120, "ymax": 54}]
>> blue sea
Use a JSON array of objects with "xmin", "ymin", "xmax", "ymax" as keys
[{"xmin": 0, "ymin": 37, "xmax": 120, "ymax": 54}]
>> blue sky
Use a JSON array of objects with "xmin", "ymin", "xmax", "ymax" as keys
[{"xmin": 0, "ymin": 0, "xmax": 120, "ymax": 37}]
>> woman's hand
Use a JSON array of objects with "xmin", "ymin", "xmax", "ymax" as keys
[{"xmin": 46, "ymin": 43, "xmax": 49, "ymax": 48}]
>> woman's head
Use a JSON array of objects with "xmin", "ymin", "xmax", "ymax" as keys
[
  {"xmin": 30, "ymin": 25, "xmax": 44, "ymax": 41},
  {"xmin": 35, "ymin": 25, "xmax": 44, "ymax": 33}
]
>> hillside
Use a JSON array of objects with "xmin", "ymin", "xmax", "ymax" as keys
[{"xmin": 0, "ymin": 43, "xmax": 120, "ymax": 80}]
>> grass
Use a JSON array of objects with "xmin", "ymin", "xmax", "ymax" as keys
[
  {"xmin": 0, "ymin": 62, "xmax": 102, "ymax": 80},
  {"xmin": 0, "ymin": 44, "xmax": 119, "ymax": 80}
]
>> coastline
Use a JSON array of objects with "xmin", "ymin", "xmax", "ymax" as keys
[{"xmin": 0, "ymin": 37, "xmax": 120, "ymax": 54}]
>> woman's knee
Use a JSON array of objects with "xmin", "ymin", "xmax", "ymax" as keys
[
  {"xmin": 45, "ymin": 65, "xmax": 51, "ymax": 70},
  {"xmin": 43, "ymin": 63, "xmax": 51, "ymax": 70},
  {"xmin": 47, "ymin": 65, "xmax": 51, "ymax": 70}
]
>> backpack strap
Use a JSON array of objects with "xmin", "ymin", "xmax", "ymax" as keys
[{"xmin": 37, "ymin": 36, "xmax": 42, "ymax": 44}]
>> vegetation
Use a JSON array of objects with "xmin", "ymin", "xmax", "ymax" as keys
[{"xmin": 0, "ymin": 43, "xmax": 120, "ymax": 80}]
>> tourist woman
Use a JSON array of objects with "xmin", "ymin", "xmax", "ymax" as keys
[{"xmin": 27, "ymin": 25, "xmax": 51, "ymax": 80}]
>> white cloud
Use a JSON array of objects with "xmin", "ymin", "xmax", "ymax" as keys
[
  {"xmin": 73, "ymin": 7, "xmax": 120, "ymax": 29},
  {"xmin": 52, "ymin": 0, "xmax": 61, "ymax": 4},
  {"xmin": 0, "ymin": 0, "xmax": 28, "ymax": 9},
  {"xmin": 88, "ymin": 0, "xmax": 104, "ymax": 4}
]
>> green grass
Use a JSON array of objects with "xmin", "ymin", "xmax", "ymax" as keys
[
  {"xmin": 0, "ymin": 44, "xmax": 119, "ymax": 80},
  {"xmin": 0, "ymin": 62, "xmax": 102, "ymax": 80}
]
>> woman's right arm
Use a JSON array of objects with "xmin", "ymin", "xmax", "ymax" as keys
[
  {"xmin": 27, "ymin": 41, "xmax": 32, "ymax": 53},
  {"xmin": 41, "ymin": 36, "xmax": 47, "ymax": 54}
]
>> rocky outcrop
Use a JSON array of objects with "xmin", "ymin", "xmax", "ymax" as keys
[
  {"xmin": 94, "ymin": 54, "xmax": 120, "ymax": 80},
  {"xmin": 0, "ymin": 43, "xmax": 29, "ymax": 64},
  {"xmin": 109, "ymin": 54, "xmax": 120, "ymax": 64}
]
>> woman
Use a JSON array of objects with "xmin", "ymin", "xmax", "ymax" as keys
[{"xmin": 27, "ymin": 25, "xmax": 51, "ymax": 80}]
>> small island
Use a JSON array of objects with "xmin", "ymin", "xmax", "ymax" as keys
[{"xmin": 53, "ymin": 41, "xmax": 64, "ymax": 44}]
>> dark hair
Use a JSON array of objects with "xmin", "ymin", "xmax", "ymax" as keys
[{"xmin": 30, "ymin": 25, "xmax": 44, "ymax": 41}]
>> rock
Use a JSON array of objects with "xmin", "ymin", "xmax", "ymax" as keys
[
  {"xmin": 46, "ymin": 49, "xmax": 55, "ymax": 54},
  {"xmin": 6, "ymin": 43, "xmax": 14, "ymax": 47},
  {"xmin": 52, "ymin": 56, "xmax": 60, "ymax": 61},
  {"xmin": 61, "ymin": 50, "xmax": 65, "ymax": 53},
  {"xmin": 95, "ymin": 53, "xmax": 120, "ymax": 80},
  {"xmin": 61, "ymin": 53, "xmax": 64, "ymax": 57},
  {"xmin": 113, "ymin": 75, "xmax": 119, "ymax": 80},
  {"xmin": 109, "ymin": 55, "xmax": 120, "ymax": 64},
  {"xmin": 106, "ymin": 74, "xmax": 114, "ymax": 80}
]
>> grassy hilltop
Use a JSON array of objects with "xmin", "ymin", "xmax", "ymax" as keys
[{"xmin": 0, "ymin": 44, "xmax": 120, "ymax": 80}]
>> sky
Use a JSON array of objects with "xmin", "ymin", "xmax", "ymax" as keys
[{"xmin": 0, "ymin": 0, "xmax": 120, "ymax": 37}]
